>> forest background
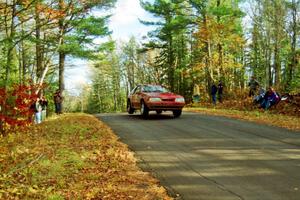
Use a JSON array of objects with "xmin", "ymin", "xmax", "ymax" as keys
[{"xmin": 0, "ymin": 0, "xmax": 299, "ymax": 133}]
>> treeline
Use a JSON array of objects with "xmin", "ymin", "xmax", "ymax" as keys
[
  {"xmin": 0, "ymin": 0, "xmax": 299, "ymax": 116},
  {"xmin": 87, "ymin": 0, "xmax": 299, "ymax": 113},
  {"xmin": 0, "ymin": 0, "xmax": 116, "ymax": 133}
]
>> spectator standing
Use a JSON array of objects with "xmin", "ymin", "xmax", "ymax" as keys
[
  {"xmin": 211, "ymin": 83, "xmax": 218, "ymax": 105},
  {"xmin": 217, "ymin": 80, "xmax": 223, "ymax": 103},
  {"xmin": 193, "ymin": 84, "xmax": 200, "ymax": 103},
  {"xmin": 248, "ymin": 76, "xmax": 259, "ymax": 97},
  {"xmin": 40, "ymin": 96, "xmax": 48, "ymax": 121},
  {"xmin": 34, "ymin": 97, "xmax": 43, "ymax": 124},
  {"xmin": 53, "ymin": 89, "xmax": 63, "ymax": 114}
]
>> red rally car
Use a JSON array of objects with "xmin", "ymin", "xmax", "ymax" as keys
[{"xmin": 127, "ymin": 84, "xmax": 185, "ymax": 118}]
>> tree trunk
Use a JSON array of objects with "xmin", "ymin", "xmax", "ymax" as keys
[
  {"xmin": 1, "ymin": 0, "xmax": 17, "ymax": 135},
  {"xmin": 274, "ymin": 42, "xmax": 281, "ymax": 88},
  {"xmin": 287, "ymin": 0, "xmax": 298, "ymax": 90},
  {"xmin": 58, "ymin": 29, "xmax": 65, "ymax": 110},
  {"xmin": 35, "ymin": 3, "xmax": 43, "ymax": 82},
  {"xmin": 59, "ymin": 52, "xmax": 65, "ymax": 92},
  {"xmin": 4, "ymin": 0, "xmax": 16, "ymax": 90},
  {"xmin": 168, "ymin": 34, "xmax": 175, "ymax": 92},
  {"xmin": 202, "ymin": 13, "xmax": 214, "ymax": 93},
  {"xmin": 273, "ymin": 0, "xmax": 283, "ymax": 89},
  {"xmin": 216, "ymin": 0, "xmax": 224, "ymax": 80},
  {"xmin": 58, "ymin": 0, "xmax": 65, "ymax": 111}
]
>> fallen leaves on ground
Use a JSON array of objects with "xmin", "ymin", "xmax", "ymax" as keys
[{"xmin": 0, "ymin": 113, "xmax": 172, "ymax": 200}]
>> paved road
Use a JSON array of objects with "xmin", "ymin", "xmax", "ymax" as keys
[{"xmin": 96, "ymin": 112, "xmax": 300, "ymax": 200}]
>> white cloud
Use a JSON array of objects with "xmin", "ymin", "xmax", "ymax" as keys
[
  {"xmin": 109, "ymin": 0, "xmax": 155, "ymax": 41},
  {"xmin": 111, "ymin": 0, "xmax": 144, "ymax": 25}
]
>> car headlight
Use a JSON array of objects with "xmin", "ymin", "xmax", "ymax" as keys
[
  {"xmin": 149, "ymin": 97, "xmax": 162, "ymax": 102},
  {"xmin": 175, "ymin": 97, "xmax": 185, "ymax": 103}
]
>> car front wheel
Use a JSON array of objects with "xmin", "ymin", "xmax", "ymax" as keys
[
  {"xmin": 173, "ymin": 110, "xmax": 182, "ymax": 118},
  {"xmin": 127, "ymin": 100, "xmax": 134, "ymax": 114},
  {"xmin": 140, "ymin": 100, "xmax": 149, "ymax": 117}
]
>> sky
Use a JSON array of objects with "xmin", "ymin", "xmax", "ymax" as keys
[
  {"xmin": 109, "ymin": 0, "xmax": 155, "ymax": 41},
  {"xmin": 65, "ymin": 0, "xmax": 155, "ymax": 95}
]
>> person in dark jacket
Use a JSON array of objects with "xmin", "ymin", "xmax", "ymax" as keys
[
  {"xmin": 217, "ymin": 80, "xmax": 224, "ymax": 103},
  {"xmin": 260, "ymin": 87, "xmax": 280, "ymax": 110},
  {"xmin": 211, "ymin": 83, "xmax": 218, "ymax": 105},
  {"xmin": 40, "ymin": 95, "xmax": 48, "ymax": 121},
  {"xmin": 248, "ymin": 76, "xmax": 259, "ymax": 97},
  {"xmin": 53, "ymin": 89, "xmax": 63, "ymax": 114}
]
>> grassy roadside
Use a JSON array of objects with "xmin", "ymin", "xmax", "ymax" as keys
[
  {"xmin": 0, "ymin": 114, "xmax": 172, "ymax": 200},
  {"xmin": 184, "ymin": 106, "xmax": 300, "ymax": 132}
]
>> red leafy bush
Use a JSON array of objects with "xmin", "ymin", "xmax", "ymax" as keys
[{"xmin": 0, "ymin": 83, "xmax": 43, "ymax": 135}]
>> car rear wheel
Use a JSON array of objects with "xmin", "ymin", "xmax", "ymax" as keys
[
  {"xmin": 140, "ymin": 100, "xmax": 149, "ymax": 117},
  {"xmin": 173, "ymin": 110, "xmax": 182, "ymax": 118},
  {"xmin": 127, "ymin": 100, "xmax": 134, "ymax": 114}
]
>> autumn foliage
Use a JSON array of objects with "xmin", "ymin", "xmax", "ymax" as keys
[{"xmin": 0, "ymin": 83, "xmax": 42, "ymax": 135}]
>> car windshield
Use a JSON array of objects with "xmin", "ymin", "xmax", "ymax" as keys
[{"xmin": 142, "ymin": 85, "xmax": 169, "ymax": 93}]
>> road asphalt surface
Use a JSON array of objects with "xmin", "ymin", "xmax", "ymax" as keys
[{"xmin": 96, "ymin": 111, "xmax": 300, "ymax": 200}]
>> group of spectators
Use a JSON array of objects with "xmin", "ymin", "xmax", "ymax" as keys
[
  {"xmin": 31, "ymin": 95, "xmax": 48, "ymax": 124},
  {"xmin": 248, "ymin": 76, "xmax": 280, "ymax": 110},
  {"xmin": 31, "ymin": 89, "xmax": 63, "ymax": 124},
  {"xmin": 192, "ymin": 81, "xmax": 224, "ymax": 105},
  {"xmin": 206, "ymin": 76, "xmax": 281, "ymax": 110}
]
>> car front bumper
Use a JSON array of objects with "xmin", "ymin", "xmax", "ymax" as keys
[{"xmin": 146, "ymin": 102, "xmax": 185, "ymax": 110}]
